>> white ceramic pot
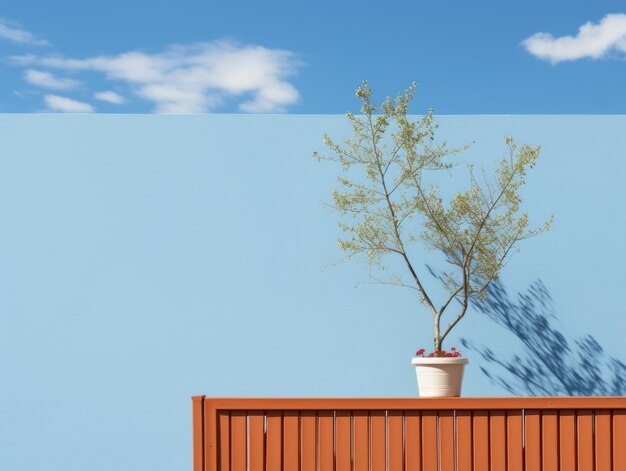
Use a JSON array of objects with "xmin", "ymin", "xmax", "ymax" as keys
[{"xmin": 411, "ymin": 357, "xmax": 469, "ymax": 397}]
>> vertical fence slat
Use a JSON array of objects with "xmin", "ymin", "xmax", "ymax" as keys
[
  {"xmin": 266, "ymin": 411, "xmax": 282, "ymax": 471},
  {"xmin": 541, "ymin": 411, "xmax": 558, "ymax": 471},
  {"xmin": 614, "ymin": 410, "xmax": 626, "ymax": 469},
  {"xmin": 218, "ymin": 412, "xmax": 230, "ymax": 471},
  {"xmin": 283, "ymin": 411, "xmax": 299, "ymax": 471},
  {"xmin": 388, "ymin": 410, "xmax": 403, "ymax": 471},
  {"xmin": 439, "ymin": 410, "xmax": 455, "ymax": 471},
  {"xmin": 558, "ymin": 410, "xmax": 576, "ymax": 471},
  {"xmin": 595, "ymin": 409, "xmax": 611, "ymax": 471},
  {"xmin": 206, "ymin": 403, "xmax": 218, "ymax": 471},
  {"xmin": 248, "ymin": 412, "xmax": 265, "ymax": 471},
  {"xmin": 230, "ymin": 411, "xmax": 246, "ymax": 471},
  {"xmin": 318, "ymin": 411, "xmax": 334, "ymax": 471},
  {"xmin": 405, "ymin": 411, "xmax": 421, "ymax": 471},
  {"xmin": 577, "ymin": 410, "xmax": 593, "ymax": 471},
  {"xmin": 421, "ymin": 411, "xmax": 438, "ymax": 471},
  {"xmin": 371, "ymin": 410, "xmax": 386, "ymax": 471},
  {"xmin": 456, "ymin": 411, "xmax": 472, "ymax": 471},
  {"xmin": 524, "ymin": 410, "xmax": 541, "ymax": 471},
  {"xmin": 489, "ymin": 410, "xmax": 506, "ymax": 471},
  {"xmin": 473, "ymin": 410, "xmax": 489, "ymax": 470},
  {"xmin": 336, "ymin": 411, "xmax": 351, "ymax": 471},
  {"xmin": 506, "ymin": 410, "xmax": 523, "ymax": 471},
  {"xmin": 353, "ymin": 411, "xmax": 369, "ymax": 471},
  {"xmin": 300, "ymin": 411, "xmax": 316, "ymax": 471}
]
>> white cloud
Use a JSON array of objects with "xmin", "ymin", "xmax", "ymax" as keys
[
  {"xmin": 522, "ymin": 14, "xmax": 626, "ymax": 63},
  {"xmin": 0, "ymin": 18, "xmax": 48, "ymax": 46},
  {"xmin": 24, "ymin": 69, "xmax": 80, "ymax": 90},
  {"xmin": 44, "ymin": 95, "xmax": 94, "ymax": 113},
  {"xmin": 94, "ymin": 90, "xmax": 126, "ymax": 104},
  {"xmin": 12, "ymin": 40, "xmax": 301, "ymax": 113}
]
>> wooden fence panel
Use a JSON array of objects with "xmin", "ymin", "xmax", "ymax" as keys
[
  {"xmin": 353, "ymin": 410, "xmax": 369, "ymax": 471},
  {"xmin": 440, "ymin": 410, "xmax": 455, "ymax": 471},
  {"xmin": 283, "ymin": 411, "xmax": 299, "ymax": 471},
  {"xmin": 229, "ymin": 411, "xmax": 246, "ymax": 471},
  {"xmin": 404, "ymin": 411, "xmax": 421, "ymax": 471},
  {"xmin": 318, "ymin": 411, "xmax": 333, "ymax": 471},
  {"xmin": 559, "ymin": 410, "xmax": 576, "ymax": 471},
  {"xmin": 473, "ymin": 410, "xmax": 489, "ymax": 470},
  {"xmin": 541, "ymin": 411, "xmax": 559, "ymax": 471},
  {"xmin": 421, "ymin": 411, "xmax": 438, "ymax": 471},
  {"xmin": 205, "ymin": 402, "xmax": 217, "ymax": 471},
  {"xmin": 595, "ymin": 409, "xmax": 612, "ymax": 471},
  {"xmin": 265, "ymin": 411, "xmax": 282, "ymax": 471},
  {"xmin": 195, "ymin": 397, "xmax": 626, "ymax": 471},
  {"xmin": 218, "ymin": 411, "xmax": 230, "ymax": 471},
  {"xmin": 489, "ymin": 410, "xmax": 506, "ymax": 471},
  {"xmin": 456, "ymin": 411, "xmax": 472, "ymax": 471},
  {"xmin": 614, "ymin": 410, "xmax": 626, "ymax": 469},
  {"xmin": 524, "ymin": 410, "xmax": 541, "ymax": 471},
  {"xmin": 371, "ymin": 410, "xmax": 386, "ymax": 471},
  {"xmin": 506, "ymin": 410, "xmax": 523, "ymax": 471},
  {"xmin": 300, "ymin": 411, "xmax": 316, "ymax": 471},
  {"xmin": 248, "ymin": 411, "xmax": 265, "ymax": 471},
  {"xmin": 577, "ymin": 410, "xmax": 593, "ymax": 471},
  {"xmin": 388, "ymin": 410, "xmax": 404, "ymax": 471},
  {"xmin": 336, "ymin": 411, "xmax": 351, "ymax": 471}
]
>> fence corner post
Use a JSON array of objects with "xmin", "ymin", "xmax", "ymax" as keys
[{"xmin": 192, "ymin": 396, "xmax": 205, "ymax": 471}]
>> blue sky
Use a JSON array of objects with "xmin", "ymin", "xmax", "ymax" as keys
[{"xmin": 2, "ymin": 1, "xmax": 626, "ymax": 114}]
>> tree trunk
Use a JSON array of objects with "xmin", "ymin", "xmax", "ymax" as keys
[{"xmin": 433, "ymin": 312, "xmax": 443, "ymax": 351}]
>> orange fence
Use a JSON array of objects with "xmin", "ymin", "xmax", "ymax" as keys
[{"xmin": 192, "ymin": 396, "xmax": 626, "ymax": 471}]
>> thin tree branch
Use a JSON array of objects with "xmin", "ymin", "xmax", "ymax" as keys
[
  {"xmin": 382, "ymin": 141, "xmax": 403, "ymax": 176},
  {"xmin": 410, "ymin": 172, "xmax": 462, "ymax": 265},
  {"xmin": 439, "ymin": 285, "xmax": 464, "ymax": 316},
  {"xmin": 463, "ymin": 149, "xmax": 520, "ymax": 270},
  {"xmin": 359, "ymin": 276, "xmax": 420, "ymax": 292},
  {"xmin": 440, "ymin": 269, "xmax": 470, "ymax": 344},
  {"xmin": 476, "ymin": 225, "xmax": 525, "ymax": 296},
  {"xmin": 366, "ymin": 111, "xmax": 438, "ymax": 316}
]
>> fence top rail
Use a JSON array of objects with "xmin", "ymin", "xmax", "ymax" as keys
[{"xmin": 193, "ymin": 396, "xmax": 626, "ymax": 411}]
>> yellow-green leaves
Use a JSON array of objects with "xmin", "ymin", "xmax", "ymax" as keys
[{"xmin": 313, "ymin": 82, "xmax": 551, "ymax": 346}]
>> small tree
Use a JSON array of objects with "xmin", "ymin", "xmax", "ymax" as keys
[{"xmin": 314, "ymin": 81, "xmax": 551, "ymax": 351}]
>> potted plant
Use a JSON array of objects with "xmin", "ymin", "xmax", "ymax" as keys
[
  {"xmin": 412, "ymin": 348, "xmax": 468, "ymax": 397},
  {"xmin": 314, "ymin": 81, "xmax": 551, "ymax": 397}
]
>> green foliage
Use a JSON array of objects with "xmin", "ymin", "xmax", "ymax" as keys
[{"xmin": 314, "ymin": 81, "xmax": 552, "ymax": 349}]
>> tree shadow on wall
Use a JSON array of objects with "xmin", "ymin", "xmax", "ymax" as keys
[{"xmin": 462, "ymin": 279, "xmax": 626, "ymax": 396}]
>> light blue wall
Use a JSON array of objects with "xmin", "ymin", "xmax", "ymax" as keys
[{"xmin": 1, "ymin": 114, "xmax": 625, "ymax": 470}]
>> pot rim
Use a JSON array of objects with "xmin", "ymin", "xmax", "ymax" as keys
[{"xmin": 411, "ymin": 357, "xmax": 469, "ymax": 365}]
